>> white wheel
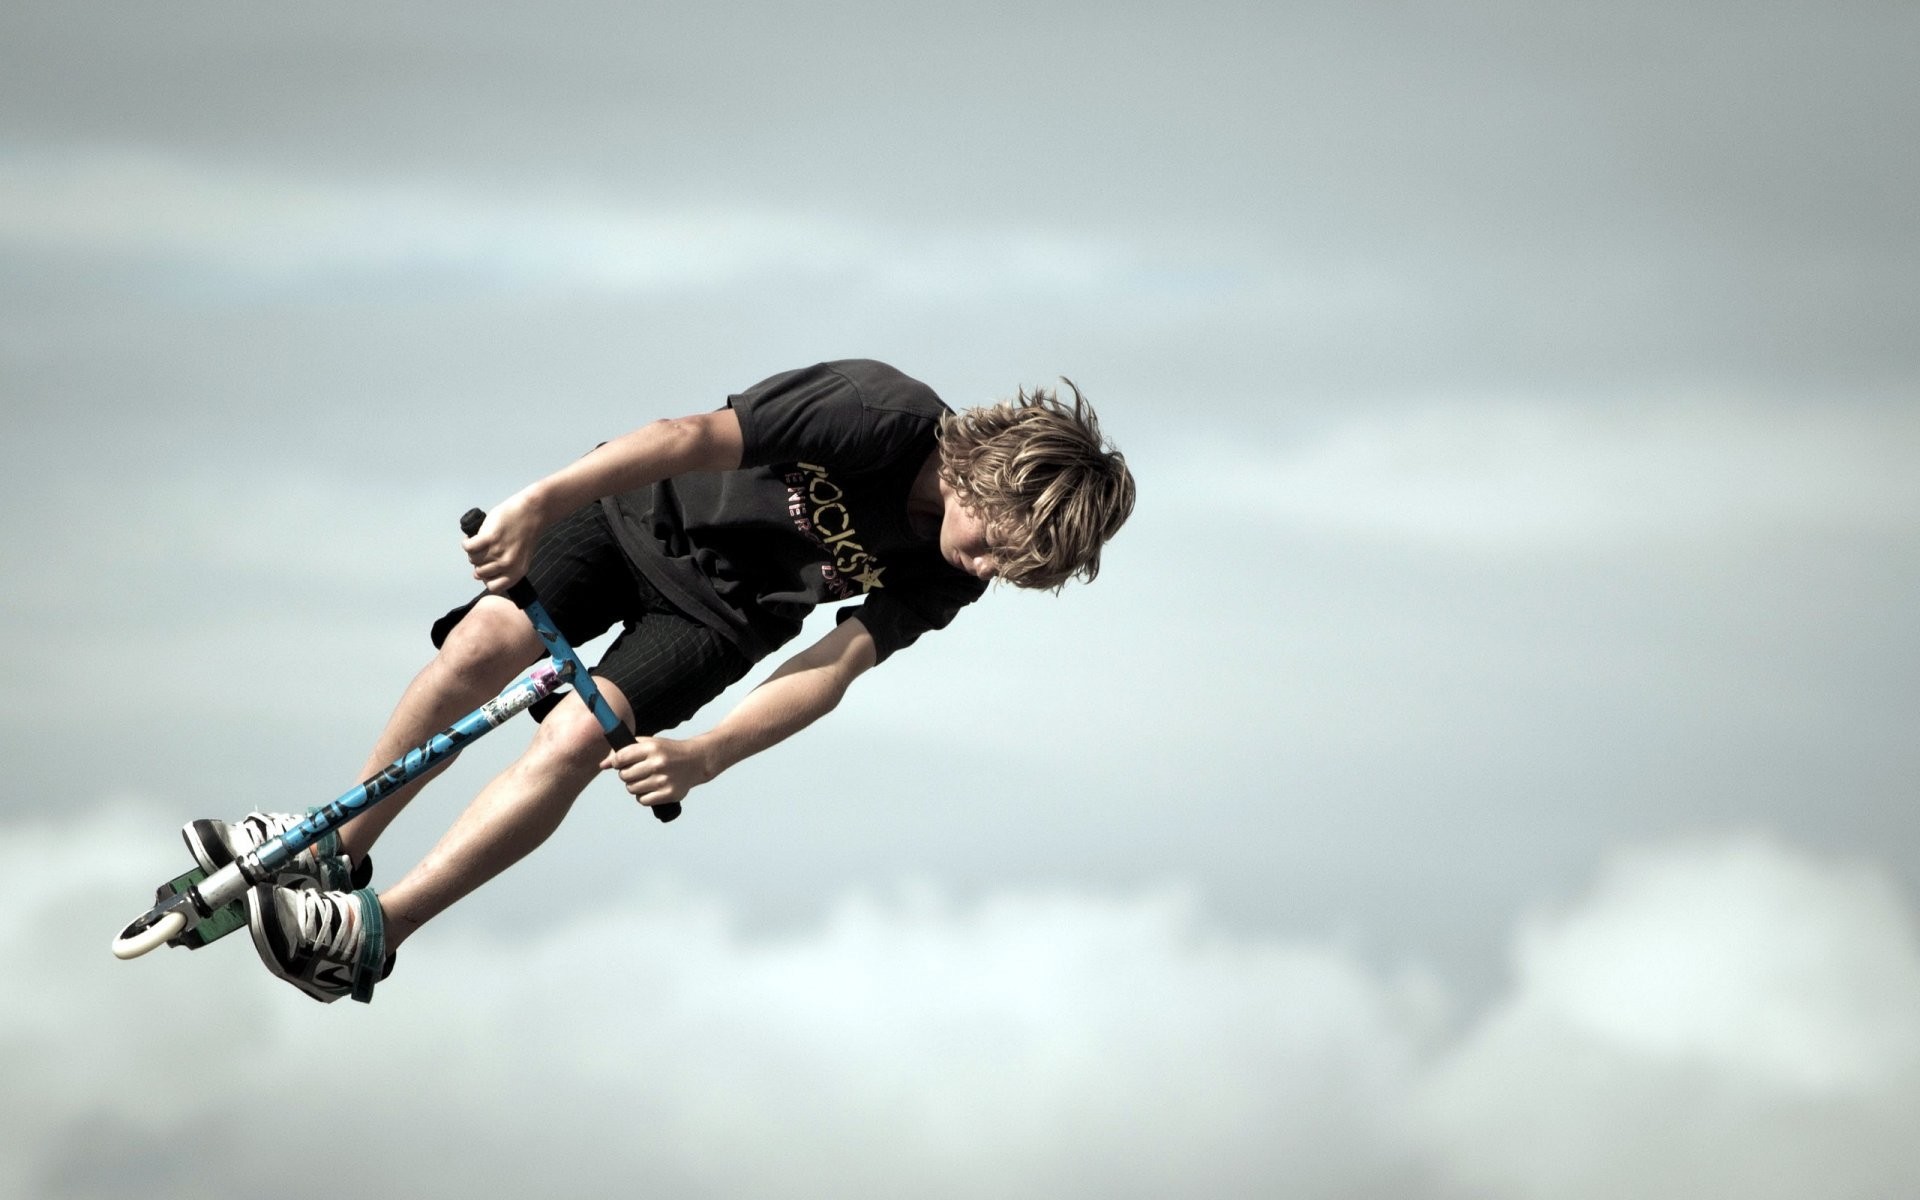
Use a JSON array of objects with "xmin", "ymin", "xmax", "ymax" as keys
[{"xmin": 112, "ymin": 910, "xmax": 187, "ymax": 960}]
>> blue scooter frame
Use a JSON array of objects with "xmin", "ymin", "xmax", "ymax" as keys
[{"xmin": 111, "ymin": 508, "xmax": 670, "ymax": 960}]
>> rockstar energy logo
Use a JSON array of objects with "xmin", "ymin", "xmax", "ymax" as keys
[{"xmin": 785, "ymin": 462, "xmax": 887, "ymax": 597}]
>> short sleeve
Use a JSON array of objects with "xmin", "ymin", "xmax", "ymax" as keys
[
  {"xmin": 730, "ymin": 361, "xmax": 939, "ymax": 474},
  {"xmin": 835, "ymin": 572, "xmax": 987, "ymax": 664}
]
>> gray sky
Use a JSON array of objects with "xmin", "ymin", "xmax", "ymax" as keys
[{"xmin": 4, "ymin": 3, "xmax": 1919, "ymax": 1198}]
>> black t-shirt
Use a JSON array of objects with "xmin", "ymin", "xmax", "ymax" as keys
[{"xmin": 599, "ymin": 360, "xmax": 988, "ymax": 664}]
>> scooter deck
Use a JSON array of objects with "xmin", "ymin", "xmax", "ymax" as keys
[{"xmin": 154, "ymin": 866, "xmax": 247, "ymax": 949}]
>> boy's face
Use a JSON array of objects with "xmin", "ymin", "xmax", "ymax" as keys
[{"xmin": 938, "ymin": 474, "xmax": 1001, "ymax": 581}]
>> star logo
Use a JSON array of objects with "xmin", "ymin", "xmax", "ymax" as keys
[{"xmin": 853, "ymin": 563, "xmax": 887, "ymax": 592}]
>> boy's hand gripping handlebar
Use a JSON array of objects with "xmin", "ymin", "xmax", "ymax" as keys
[{"xmin": 460, "ymin": 508, "xmax": 680, "ymax": 823}]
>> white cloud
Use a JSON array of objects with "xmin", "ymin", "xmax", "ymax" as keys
[
  {"xmin": 9, "ymin": 811, "xmax": 1920, "ymax": 1199},
  {"xmin": 1176, "ymin": 396, "xmax": 1920, "ymax": 551},
  {"xmin": 1503, "ymin": 835, "xmax": 1920, "ymax": 1090},
  {"xmin": 8, "ymin": 801, "xmax": 1443, "ymax": 1198},
  {"xmin": 1418, "ymin": 833, "xmax": 1920, "ymax": 1200},
  {"xmin": 0, "ymin": 149, "xmax": 1123, "ymax": 300}
]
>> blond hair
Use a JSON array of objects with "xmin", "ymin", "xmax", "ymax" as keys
[{"xmin": 937, "ymin": 379, "xmax": 1135, "ymax": 591}]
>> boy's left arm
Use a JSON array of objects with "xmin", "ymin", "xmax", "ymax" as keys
[{"xmin": 599, "ymin": 616, "xmax": 880, "ymax": 810}]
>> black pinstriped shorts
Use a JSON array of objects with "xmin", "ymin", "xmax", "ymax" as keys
[{"xmin": 430, "ymin": 503, "xmax": 753, "ymax": 734}]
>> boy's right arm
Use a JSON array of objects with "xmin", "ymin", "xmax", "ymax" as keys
[{"xmin": 464, "ymin": 408, "xmax": 744, "ymax": 593}]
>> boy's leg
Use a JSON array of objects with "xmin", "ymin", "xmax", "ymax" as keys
[
  {"xmin": 333, "ymin": 595, "xmax": 546, "ymax": 865},
  {"xmin": 372, "ymin": 678, "xmax": 636, "ymax": 949},
  {"xmin": 182, "ymin": 593, "xmax": 546, "ymax": 896},
  {"xmin": 199, "ymin": 502, "xmax": 634, "ymax": 893},
  {"xmin": 243, "ymin": 684, "xmax": 631, "ymax": 1003}
]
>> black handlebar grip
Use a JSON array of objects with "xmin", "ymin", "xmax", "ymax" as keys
[{"xmin": 461, "ymin": 508, "xmax": 681, "ymax": 824}]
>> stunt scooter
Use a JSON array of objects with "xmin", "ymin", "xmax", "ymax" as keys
[{"xmin": 110, "ymin": 508, "xmax": 671, "ymax": 960}]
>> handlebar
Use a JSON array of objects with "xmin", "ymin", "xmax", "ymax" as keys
[{"xmin": 461, "ymin": 508, "xmax": 680, "ymax": 823}]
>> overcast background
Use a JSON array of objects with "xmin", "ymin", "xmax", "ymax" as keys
[{"xmin": 4, "ymin": 2, "xmax": 1918, "ymax": 1197}]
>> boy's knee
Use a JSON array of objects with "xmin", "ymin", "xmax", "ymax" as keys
[
  {"xmin": 528, "ymin": 700, "xmax": 612, "ymax": 774},
  {"xmin": 436, "ymin": 597, "xmax": 539, "ymax": 688}
]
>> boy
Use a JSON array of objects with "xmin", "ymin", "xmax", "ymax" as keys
[{"xmin": 185, "ymin": 359, "xmax": 1135, "ymax": 1002}]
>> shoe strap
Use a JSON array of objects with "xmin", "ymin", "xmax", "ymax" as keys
[{"xmin": 349, "ymin": 889, "xmax": 385, "ymax": 1004}]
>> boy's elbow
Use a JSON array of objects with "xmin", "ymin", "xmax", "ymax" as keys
[{"xmin": 656, "ymin": 410, "xmax": 744, "ymax": 474}]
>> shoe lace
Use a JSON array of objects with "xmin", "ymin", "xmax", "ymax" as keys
[
  {"xmin": 237, "ymin": 811, "xmax": 327, "ymax": 864},
  {"xmin": 237, "ymin": 811, "xmax": 303, "ymax": 849},
  {"xmin": 292, "ymin": 891, "xmax": 361, "ymax": 961}
]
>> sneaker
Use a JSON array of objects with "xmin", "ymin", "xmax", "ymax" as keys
[
  {"xmin": 182, "ymin": 811, "xmax": 371, "ymax": 892},
  {"xmin": 247, "ymin": 885, "xmax": 394, "ymax": 1004}
]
